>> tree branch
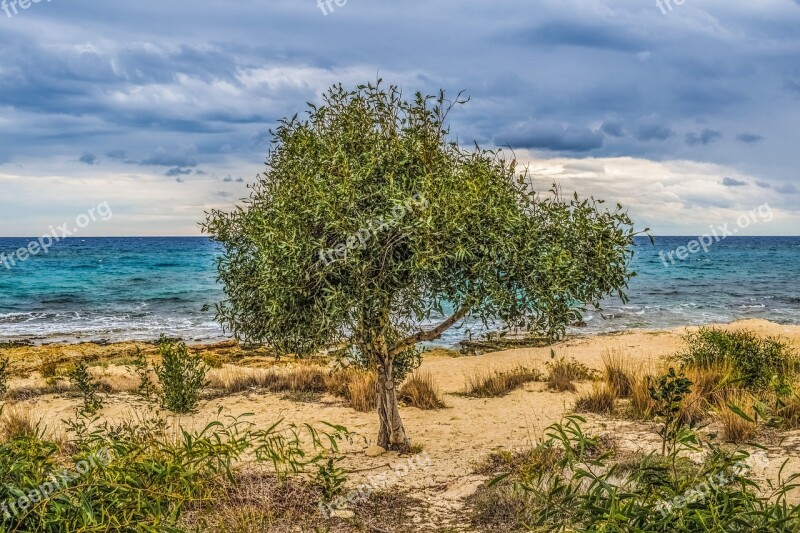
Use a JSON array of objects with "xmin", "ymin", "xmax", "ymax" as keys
[{"xmin": 387, "ymin": 307, "xmax": 469, "ymax": 357}]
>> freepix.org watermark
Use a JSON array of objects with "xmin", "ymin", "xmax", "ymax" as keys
[
  {"xmin": 1, "ymin": 202, "xmax": 113, "ymax": 270},
  {"xmin": 659, "ymin": 203, "xmax": 773, "ymax": 268},
  {"xmin": 655, "ymin": 452, "xmax": 769, "ymax": 517},
  {"xmin": 319, "ymin": 451, "xmax": 432, "ymax": 518},
  {"xmin": 1, "ymin": 447, "xmax": 114, "ymax": 522},
  {"xmin": 317, "ymin": 0, "xmax": 347, "ymax": 16},
  {"xmin": 2, "ymin": 0, "xmax": 52, "ymax": 19},
  {"xmin": 317, "ymin": 193, "xmax": 428, "ymax": 267},
  {"xmin": 656, "ymin": 0, "xmax": 686, "ymax": 16}
]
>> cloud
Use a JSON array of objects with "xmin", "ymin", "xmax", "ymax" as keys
[
  {"xmin": 514, "ymin": 20, "xmax": 647, "ymax": 52},
  {"xmin": 736, "ymin": 133, "xmax": 764, "ymax": 144},
  {"xmin": 601, "ymin": 121, "xmax": 624, "ymax": 138},
  {"xmin": 721, "ymin": 177, "xmax": 747, "ymax": 187},
  {"xmin": 756, "ymin": 180, "xmax": 771, "ymax": 189},
  {"xmin": 496, "ymin": 121, "xmax": 603, "ymax": 152},
  {"xmin": 166, "ymin": 167, "xmax": 194, "ymax": 177},
  {"xmin": 635, "ymin": 123, "xmax": 674, "ymax": 142},
  {"xmin": 776, "ymin": 183, "xmax": 799, "ymax": 194},
  {"xmin": 79, "ymin": 152, "xmax": 99, "ymax": 165},
  {"xmin": 1, "ymin": 0, "xmax": 799, "ymax": 235},
  {"xmin": 685, "ymin": 129, "xmax": 722, "ymax": 146}
]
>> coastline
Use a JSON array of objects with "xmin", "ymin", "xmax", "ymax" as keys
[{"xmin": 4, "ymin": 318, "xmax": 800, "ymax": 377}]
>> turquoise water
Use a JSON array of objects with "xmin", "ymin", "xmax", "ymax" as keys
[{"xmin": 1, "ymin": 236, "xmax": 798, "ymax": 345}]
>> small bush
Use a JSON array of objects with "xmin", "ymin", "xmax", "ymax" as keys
[
  {"xmin": 398, "ymin": 371, "xmax": 446, "ymax": 409},
  {"xmin": 67, "ymin": 361, "xmax": 104, "ymax": 415},
  {"xmin": 464, "ymin": 366, "xmax": 543, "ymax": 398},
  {"xmin": 155, "ymin": 337, "xmax": 209, "ymax": 413},
  {"xmin": 676, "ymin": 328, "xmax": 798, "ymax": 390},
  {"xmin": 39, "ymin": 357, "xmax": 59, "ymax": 379},
  {"xmin": 574, "ymin": 384, "xmax": 615, "ymax": 414},
  {"xmin": 547, "ymin": 357, "xmax": 597, "ymax": 393}
]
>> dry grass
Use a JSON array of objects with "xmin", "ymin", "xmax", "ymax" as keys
[
  {"xmin": 684, "ymin": 363, "xmax": 734, "ymax": 404},
  {"xmin": 398, "ymin": 371, "xmax": 446, "ymax": 410},
  {"xmin": 601, "ymin": 350, "xmax": 635, "ymax": 398},
  {"xmin": 716, "ymin": 392, "xmax": 759, "ymax": 443},
  {"xmin": 464, "ymin": 365, "xmax": 543, "ymax": 398},
  {"xmin": 90, "ymin": 365, "xmax": 140, "ymax": 394},
  {"xmin": 628, "ymin": 373, "xmax": 659, "ymax": 420},
  {"xmin": 344, "ymin": 370, "xmax": 378, "ymax": 412},
  {"xmin": 208, "ymin": 365, "xmax": 328, "ymax": 395},
  {"xmin": 546, "ymin": 358, "xmax": 595, "ymax": 393},
  {"xmin": 776, "ymin": 392, "xmax": 800, "ymax": 428},
  {"xmin": 574, "ymin": 384, "xmax": 616, "ymax": 414},
  {"xmin": 207, "ymin": 364, "xmax": 379, "ymax": 412},
  {"xmin": 0, "ymin": 404, "xmax": 39, "ymax": 441}
]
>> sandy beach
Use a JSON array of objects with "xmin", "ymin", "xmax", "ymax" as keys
[{"xmin": 4, "ymin": 318, "xmax": 800, "ymax": 530}]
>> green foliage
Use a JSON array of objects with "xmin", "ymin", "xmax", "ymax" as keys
[
  {"xmin": 155, "ymin": 337, "xmax": 208, "ymax": 413},
  {"xmin": 676, "ymin": 328, "xmax": 798, "ymax": 390},
  {"xmin": 0, "ymin": 356, "xmax": 9, "ymax": 398},
  {"xmin": 203, "ymin": 80, "xmax": 640, "ymax": 446},
  {"xmin": 67, "ymin": 361, "xmax": 104, "ymax": 416},
  {"xmin": 315, "ymin": 456, "xmax": 347, "ymax": 501},
  {"xmin": 470, "ymin": 415, "xmax": 800, "ymax": 532},
  {"xmin": 649, "ymin": 367, "xmax": 696, "ymax": 455},
  {"xmin": 203, "ymin": 80, "xmax": 639, "ymax": 357},
  {"xmin": 0, "ymin": 411, "xmax": 348, "ymax": 531},
  {"xmin": 131, "ymin": 346, "xmax": 157, "ymax": 402}
]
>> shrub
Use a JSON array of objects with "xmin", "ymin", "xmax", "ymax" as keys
[
  {"xmin": 67, "ymin": 361, "xmax": 104, "ymax": 415},
  {"xmin": 132, "ymin": 347, "xmax": 158, "ymax": 401},
  {"xmin": 675, "ymin": 328, "xmax": 798, "ymax": 390},
  {"xmin": 398, "ymin": 371, "xmax": 446, "ymax": 409},
  {"xmin": 464, "ymin": 366, "xmax": 543, "ymax": 398},
  {"xmin": 39, "ymin": 356, "xmax": 59, "ymax": 379},
  {"xmin": 155, "ymin": 337, "xmax": 209, "ymax": 413},
  {"xmin": 574, "ymin": 384, "xmax": 615, "ymax": 414}
]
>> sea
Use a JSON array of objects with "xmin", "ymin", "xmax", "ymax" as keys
[{"xmin": 1, "ymin": 236, "xmax": 798, "ymax": 347}]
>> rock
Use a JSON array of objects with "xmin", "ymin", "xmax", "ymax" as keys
[
  {"xmin": 332, "ymin": 509, "xmax": 355, "ymax": 519},
  {"xmin": 365, "ymin": 445, "xmax": 386, "ymax": 457}
]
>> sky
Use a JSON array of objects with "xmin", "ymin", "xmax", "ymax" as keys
[{"xmin": 0, "ymin": 0, "xmax": 798, "ymax": 237}]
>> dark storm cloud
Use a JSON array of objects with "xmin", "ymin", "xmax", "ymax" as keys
[
  {"xmin": 497, "ymin": 121, "xmax": 604, "ymax": 152},
  {"xmin": 635, "ymin": 123, "xmax": 674, "ymax": 142},
  {"xmin": 737, "ymin": 133, "xmax": 764, "ymax": 144},
  {"xmin": 79, "ymin": 152, "xmax": 99, "ymax": 165},
  {"xmin": 0, "ymin": 0, "xmax": 798, "ymax": 217},
  {"xmin": 721, "ymin": 177, "xmax": 747, "ymax": 187},
  {"xmin": 685, "ymin": 129, "xmax": 722, "ymax": 146}
]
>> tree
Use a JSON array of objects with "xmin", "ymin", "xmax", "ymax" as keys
[{"xmin": 203, "ymin": 81, "xmax": 640, "ymax": 450}]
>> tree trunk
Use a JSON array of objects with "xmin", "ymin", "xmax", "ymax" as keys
[{"xmin": 376, "ymin": 355, "xmax": 409, "ymax": 450}]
